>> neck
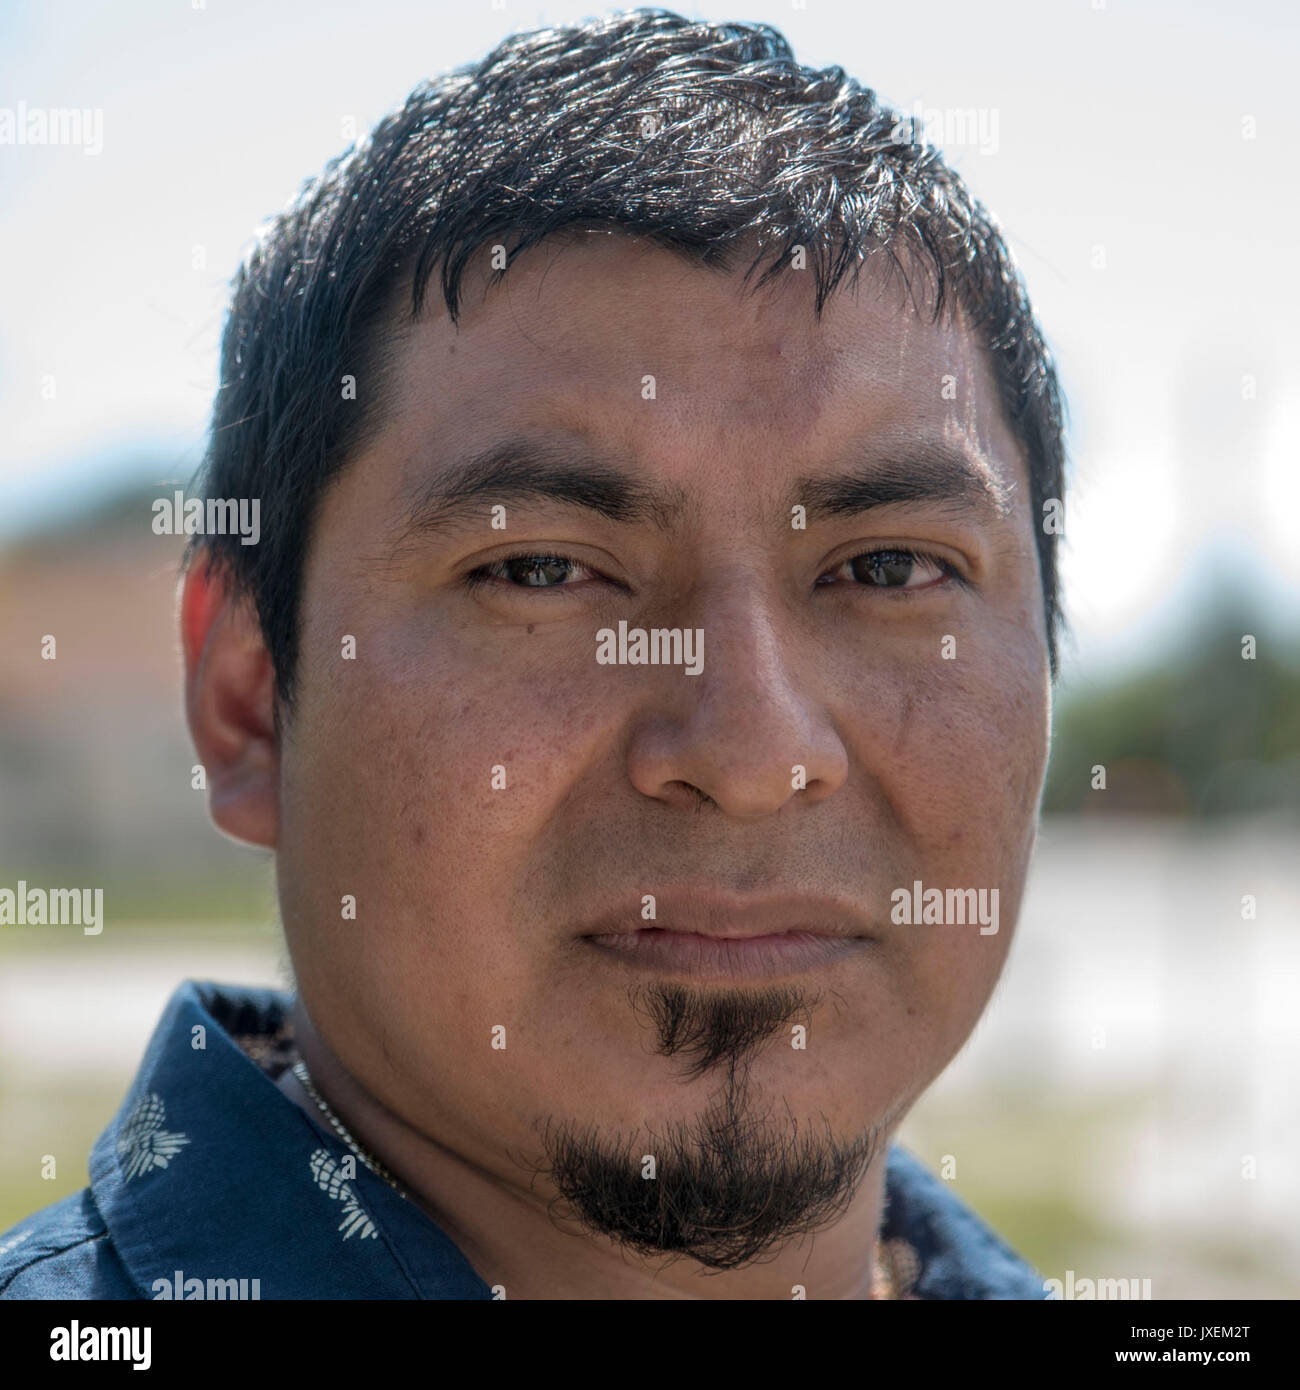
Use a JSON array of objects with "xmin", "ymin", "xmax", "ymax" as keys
[{"xmin": 276, "ymin": 998, "xmax": 894, "ymax": 1300}]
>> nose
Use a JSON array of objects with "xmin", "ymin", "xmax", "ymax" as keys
[{"xmin": 624, "ymin": 573, "xmax": 849, "ymax": 819}]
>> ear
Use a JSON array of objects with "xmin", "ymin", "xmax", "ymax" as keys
[{"xmin": 180, "ymin": 552, "xmax": 279, "ymax": 848}]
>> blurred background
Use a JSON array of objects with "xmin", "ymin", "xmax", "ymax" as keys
[{"xmin": 1, "ymin": 0, "xmax": 1296, "ymax": 1297}]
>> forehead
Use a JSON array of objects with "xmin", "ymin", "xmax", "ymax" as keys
[{"xmin": 375, "ymin": 232, "xmax": 1028, "ymax": 505}]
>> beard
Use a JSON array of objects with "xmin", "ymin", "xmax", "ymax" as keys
[{"xmin": 534, "ymin": 982, "xmax": 885, "ymax": 1270}]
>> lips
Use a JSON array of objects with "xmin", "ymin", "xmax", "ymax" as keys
[
  {"xmin": 586, "ymin": 927, "xmax": 868, "ymax": 979},
  {"xmin": 578, "ymin": 891, "xmax": 874, "ymax": 979}
]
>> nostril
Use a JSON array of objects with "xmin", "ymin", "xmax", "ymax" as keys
[{"xmin": 674, "ymin": 782, "xmax": 717, "ymax": 812}]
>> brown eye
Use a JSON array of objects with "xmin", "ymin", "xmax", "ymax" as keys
[
  {"xmin": 853, "ymin": 551, "xmax": 916, "ymax": 586},
  {"xmin": 464, "ymin": 553, "xmax": 594, "ymax": 590},
  {"xmin": 817, "ymin": 548, "xmax": 954, "ymax": 591},
  {"xmin": 503, "ymin": 555, "xmax": 577, "ymax": 587}
]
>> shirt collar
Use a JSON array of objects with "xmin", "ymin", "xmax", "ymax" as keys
[{"xmin": 89, "ymin": 979, "xmax": 491, "ymax": 1299}]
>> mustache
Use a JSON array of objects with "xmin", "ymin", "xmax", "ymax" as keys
[{"xmin": 629, "ymin": 981, "xmax": 820, "ymax": 1079}]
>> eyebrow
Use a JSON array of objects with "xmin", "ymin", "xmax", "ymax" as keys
[
  {"xmin": 394, "ymin": 437, "xmax": 692, "ymax": 543},
  {"xmin": 392, "ymin": 433, "xmax": 1009, "ymax": 547},
  {"xmin": 792, "ymin": 439, "xmax": 1010, "ymax": 522}
]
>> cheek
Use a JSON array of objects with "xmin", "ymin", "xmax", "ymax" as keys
[
  {"xmin": 280, "ymin": 596, "xmax": 624, "ymax": 943},
  {"xmin": 842, "ymin": 633, "xmax": 1047, "ymax": 1049},
  {"xmin": 899, "ymin": 917, "xmax": 1016, "ymax": 1044},
  {"xmin": 860, "ymin": 627, "xmax": 1049, "ymax": 864}
]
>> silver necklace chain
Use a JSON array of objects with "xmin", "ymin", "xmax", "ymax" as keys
[{"xmin": 291, "ymin": 1059, "xmax": 406, "ymax": 1197}]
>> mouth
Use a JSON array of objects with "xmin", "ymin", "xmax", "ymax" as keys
[
  {"xmin": 576, "ymin": 891, "xmax": 875, "ymax": 980},
  {"xmin": 584, "ymin": 927, "xmax": 870, "ymax": 980}
]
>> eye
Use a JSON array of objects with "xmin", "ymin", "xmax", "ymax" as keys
[
  {"xmin": 816, "ymin": 547, "xmax": 957, "ymax": 591},
  {"xmin": 463, "ymin": 552, "xmax": 596, "ymax": 590}
]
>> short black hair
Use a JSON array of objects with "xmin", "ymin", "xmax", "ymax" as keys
[{"xmin": 195, "ymin": 7, "xmax": 1067, "ymax": 706}]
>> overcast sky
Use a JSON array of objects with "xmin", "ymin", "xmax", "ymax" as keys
[{"xmin": 1, "ymin": 0, "xmax": 1295, "ymax": 680}]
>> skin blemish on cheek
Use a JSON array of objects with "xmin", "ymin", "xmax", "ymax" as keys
[{"xmin": 527, "ymin": 624, "xmax": 535, "ymax": 635}]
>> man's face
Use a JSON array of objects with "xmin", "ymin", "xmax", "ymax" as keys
[{"xmin": 274, "ymin": 233, "xmax": 1051, "ymax": 1257}]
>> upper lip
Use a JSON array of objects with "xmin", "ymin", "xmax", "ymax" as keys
[{"xmin": 577, "ymin": 890, "xmax": 874, "ymax": 941}]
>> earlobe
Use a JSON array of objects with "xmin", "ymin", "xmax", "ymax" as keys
[{"xmin": 180, "ymin": 554, "xmax": 279, "ymax": 849}]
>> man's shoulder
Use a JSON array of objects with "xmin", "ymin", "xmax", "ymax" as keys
[
  {"xmin": 883, "ymin": 1145, "xmax": 1050, "ymax": 1300},
  {"xmin": 0, "ymin": 1188, "xmax": 140, "ymax": 1300}
]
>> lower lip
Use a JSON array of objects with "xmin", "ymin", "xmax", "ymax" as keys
[{"xmin": 584, "ymin": 929, "xmax": 869, "ymax": 979}]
